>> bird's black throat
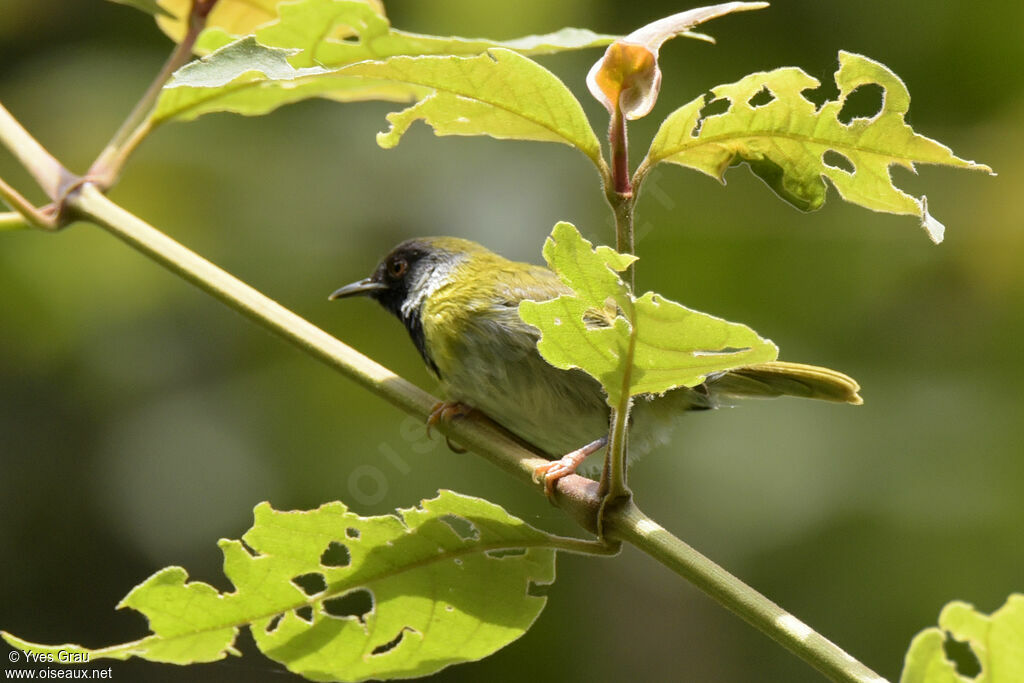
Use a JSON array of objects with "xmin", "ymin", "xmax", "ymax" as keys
[{"xmin": 399, "ymin": 305, "xmax": 441, "ymax": 379}]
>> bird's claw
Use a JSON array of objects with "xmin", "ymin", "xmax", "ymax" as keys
[
  {"xmin": 532, "ymin": 436, "xmax": 608, "ymax": 500},
  {"xmin": 533, "ymin": 456, "xmax": 581, "ymax": 499},
  {"xmin": 426, "ymin": 401, "xmax": 474, "ymax": 452}
]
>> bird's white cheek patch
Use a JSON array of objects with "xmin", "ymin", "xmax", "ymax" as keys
[{"xmin": 400, "ymin": 258, "xmax": 461, "ymax": 319}]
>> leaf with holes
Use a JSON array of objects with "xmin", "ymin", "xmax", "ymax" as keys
[
  {"xmin": 518, "ymin": 222, "xmax": 778, "ymax": 406},
  {"xmin": 899, "ymin": 594, "xmax": 1024, "ymax": 683},
  {"xmin": 642, "ymin": 51, "xmax": 993, "ymax": 243},
  {"xmin": 0, "ymin": 491, "xmax": 566, "ymax": 682}
]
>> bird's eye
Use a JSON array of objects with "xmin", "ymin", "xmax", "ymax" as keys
[{"xmin": 387, "ymin": 257, "xmax": 408, "ymax": 278}]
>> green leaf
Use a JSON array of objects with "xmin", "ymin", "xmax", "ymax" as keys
[
  {"xmin": 900, "ymin": 594, "xmax": 1024, "ymax": 683},
  {"xmin": 338, "ymin": 49, "xmax": 605, "ymax": 167},
  {"xmin": 1, "ymin": 491, "xmax": 562, "ymax": 682},
  {"xmin": 518, "ymin": 222, "xmax": 778, "ymax": 406},
  {"xmin": 153, "ymin": 37, "xmax": 424, "ymax": 124},
  {"xmin": 152, "ymin": 0, "xmax": 613, "ymax": 135},
  {"xmin": 107, "ymin": 0, "xmax": 176, "ymax": 19},
  {"xmin": 154, "ymin": 0, "xmax": 384, "ymax": 46},
  {"xmin": 644, "ymin": 51, "xmax": 993, "ymax": 243},
  {"xmin": 248, "ymin": 0, "xmax": 616, "ymax": 69}
]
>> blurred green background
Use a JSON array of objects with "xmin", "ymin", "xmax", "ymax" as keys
[{"xmin": 1, "ymin": 1, "xmax": 1021, "ymax": 681}]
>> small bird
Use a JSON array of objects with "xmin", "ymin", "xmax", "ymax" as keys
[{"xmin": 330, "ymin": 237, "xmax": 862, "ymax": 493}]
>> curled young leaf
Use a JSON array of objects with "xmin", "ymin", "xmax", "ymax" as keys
[{"xmin": 586, "ymin": 2, "xmax": 768, "ymax": 120}]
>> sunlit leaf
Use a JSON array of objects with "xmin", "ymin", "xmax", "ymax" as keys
[
  {"xmin": 518, "ymin": 222, "xmax": 778, "ymax": 406},
  {"xmin": 586, "ymin": 2, "xmax": 767, "ymax": 120},
  {"xmin": 152, "ymin": 0, "xmax": 614, "ymax": 131},
  {"xmin": 251, "ymin": 0, "xmax": 616, "ymax": 69},
  {"xmin": 644, "ymin": 51, "xmax": 993, "ymax": 243},
  {"xmin": 153, "ymin": 37, "xmax": 423, "ymax": 123},
  {"xmin": 154, "ymin": 0, "xmax": 384, "ymax": 46},
  {"xmin": 900, "ymin": 594, "xmax": 1024, "ymax": 683},
  {"xmin": 338, "ymin": 49, "xmax": 604, "ymax": 167},
  {"xmin": 1, "ymin": 492, "xmax": 561, "ymax": 682}
]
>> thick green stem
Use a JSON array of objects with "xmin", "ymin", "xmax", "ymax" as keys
[
  {"xmin": 600, "ymin": 401, "xmax": 631, "ymax": 502},
  {"xmin": 609, "ymin": 107, "xmax": 631, "ymax": 197},
  {"xmin": 606, "ymin": 501, "xmax": 888, "ymax": 683},
  {"xmin": 606, "ymin": 104, "xmax": 636, "ymax": 278}
]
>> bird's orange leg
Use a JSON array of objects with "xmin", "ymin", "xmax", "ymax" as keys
[
  {"xmin": 533, "ymin": 436, "xmax": 608, "ymax": 498},
  {"xmin": 426, "ymin": 401, "xmax": 476, "ymax": 452}
]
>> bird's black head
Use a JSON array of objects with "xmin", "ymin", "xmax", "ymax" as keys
[
  {"xmin": 329, "ymin": 237, "xmax": 483, "ymax": 375},
  {"xmin": 329, "ymin": 240, "xmax": 434, "ymax": 316}
]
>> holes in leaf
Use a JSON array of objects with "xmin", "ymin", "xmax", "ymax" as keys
[
  {"xmin": 691, "ymin": 95, "xmax": 730, "ymax": 136},
  {"xmin": 823, "ymin": 150, "xmax": 855, "ymax": 174},
  {"xmin": 943, "ymin": 634, "xmax": 982, "ymax": 678},
  {"xmin": 440, "ymin": 514, "xmax": 478, "ymax": 541},
  {"xmin": 295, "ymin": 605, "xmax": 314, "ymax": 623},
  {"xmin": 346, "ymin": 527, "xmax": 360, "ymax": 539},
  {"xmin": 528, "ymin": 581, "xmax": 552, "ymax": 598},
  {"xmin": 485, "ymin": 548, "xmax": 527, "ymax": 559},
  {"xmin": 838, "ymin": 83, "xmax": 884, "ymax": 124},
  {"xmin": 748, "ymin": 86, "xmax": 774, "ymax": 108},
  {"xmin": 320, "ymin": 541, "xmax": 351, "ymax": 568},
  {"xmin": 265, "ymin": 613, "xmax": 283, "ymax": 634},
  {"xmin": 371, "ymin": 627, "xmax": 416, "ymax": 656},
  {"xmin": 323, "ymin": 588, "xmax": 374, "ymax": 623},
  {"xmin": 292, "ymin": 572, "xmax": 327, "ymax": 596}
]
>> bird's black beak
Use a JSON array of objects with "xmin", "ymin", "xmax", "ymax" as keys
[{"xmin": 328, "ymin": 278, "xmax": 388, "ymax": 300}]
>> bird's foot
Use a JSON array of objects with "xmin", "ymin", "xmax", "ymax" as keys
[
  {"xmin": 426, "ymin": 401, "xmax": 475, "ymax": 453},
  {"xmin": 533, "ymin": 436, "xmax": 608, "ymax": 499}
]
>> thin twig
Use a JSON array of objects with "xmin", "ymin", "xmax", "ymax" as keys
[
  {"xmin": 0, "ymin": 211, "xmax": 31, "ymax": 231},
  {"xmin": 0, "ymin": 177, "xmax": 55, "ymax": 229},
  {"xmin": 0, "ymin": 102, "xmax": 75, "ymax": 202},
  {"xmin": 87, "ymin": 0, "xmax": 216, "ymax": 189}
]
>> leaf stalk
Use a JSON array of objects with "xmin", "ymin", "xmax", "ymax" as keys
[{"xmin": 87, "ymin": 0, "xmax": 218, "ymax": 189}]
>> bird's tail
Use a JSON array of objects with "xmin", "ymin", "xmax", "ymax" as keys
[{"xmin": 707, "ymin": 361, "xmax": 863, "ymax": 405}]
